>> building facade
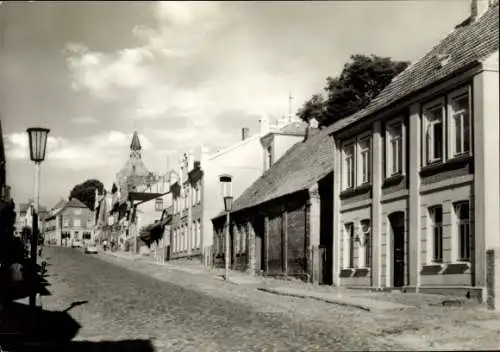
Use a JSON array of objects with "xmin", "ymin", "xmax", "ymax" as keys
[
  {"xmin": 329, "ymin": 2, "xmax": 498, "ymax": 299},
  {"xmin": 93, "ymin": 131, "xmax": 171, "ymax": 252},
  {"xmin": 211, "ymin": 125, "xmax": 333, "ymax": 283},
  {"xmin": 44, "ymin": 198, "xmax": 95, "ymax": 246},
  {"xmin": 170, "ymin": 116, "xmax": 308, "ymax": 266},
  {"xmin": 16, "ymin": 202, "xmax": 48, "ymax": 234}
]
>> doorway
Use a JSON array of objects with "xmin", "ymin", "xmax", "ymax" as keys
[{"xmin": 389, "ymin": 212, "xmax": 406, "ymax": 288}]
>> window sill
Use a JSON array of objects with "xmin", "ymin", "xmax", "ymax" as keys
[
  {"xmin": 340, "ymin": 183, "xmax": 372, "ymax": 199},
  {"xmin": 420, "ymin": 155, "xmax": 473, "ymax": 177},
  {"xmin": 383, "ymin": 174, "xmax": 405, "ymax": 188},
  {"xmin": 420, "ymin": 263, "xmax": 445, "ymax": 275},
  {"xmin": 442, "ymin": 262, "xmax": 471, "ymax": 275}
]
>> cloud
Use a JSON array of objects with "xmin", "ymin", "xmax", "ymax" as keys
[
  {"xmin": 64, "ymin": 42, "xmax": 155, "ymax": 100},
  {"xmin": 71, "ymin": 116, "xmax": 99, "ymax": 124},
  {"xmin": 5, "ymin": 130, "xmax": 155, "ymax": 171}
]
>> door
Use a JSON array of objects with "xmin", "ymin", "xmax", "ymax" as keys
[{"xmin": 390, "ymin": 212, "xmax": 406, "ymax": 288}]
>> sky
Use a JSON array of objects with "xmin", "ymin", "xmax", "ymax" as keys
[{"xmin": 0, "ymin": 0, "xmax": 471, "ymax": 209}]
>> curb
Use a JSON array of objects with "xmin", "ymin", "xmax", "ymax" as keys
[{"xmin": 257, "ymin": 287, "xmax": 372, "ymax": 312}]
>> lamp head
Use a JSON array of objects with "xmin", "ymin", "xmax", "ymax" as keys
[{"xmin": 26, "ymin": 127, "xmax": 50, "ymax": 163}]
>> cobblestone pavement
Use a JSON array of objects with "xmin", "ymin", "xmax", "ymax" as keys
[
  {"xmin": 98, "ymin": 250, "xmax": 500, "ymax": 351},
  {"xmin": 23, "ymin": 247, "xmax": 500, "ymax": 352},
  {"xmin": 34, "ymin": 247, "xmax": 402, "ymax": 351}
]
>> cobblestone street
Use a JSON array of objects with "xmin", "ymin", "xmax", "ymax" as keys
[
  {"xmin": 4, "ymin": 247, "xmax": 500, "ymax": 352},
  {"xmin": 29, "ymin": 247, "xmax": 401, "ymax": 351}
]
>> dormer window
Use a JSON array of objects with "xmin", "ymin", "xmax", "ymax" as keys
[
  {"xmin": 436, "ymin": 53, "xmax": 451, "ymax": 68},
  {"xmin": 266, "ymin": 145, "xmax": 273, "ymax": 170}
]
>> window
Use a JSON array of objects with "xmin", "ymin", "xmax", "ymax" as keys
[
  {"xmin": 429, "ymin": 206, "xmax": 443, "ymax": 263},
  {"xmin": 266, "ymin": 146, "xmax": 273, "ymax": 170},
  {"xmin": 344, "ymin": 223, "xmax": 355, "ymax": 268},
  {"xmin": 450, "ymin": 91, "xmax": 471, "ymax": 156},
  {"xmin": 360, "ymin": 219, "xmax": 371, "ymax": 268},
  {"xmin": 425, "ymin": 103, "xmax": 444, "ymax": 164},
  {"xmin": 192, "ymin": 221, "xmax": 196, "ymax": 249},
  {"xmin": 196, "ymin": 181, "xmax": 202, "ymax": 204},
  {"xmin": 191, "ymin": 185, "xmax": 196, "ymax": 206},
  {"xmin": 455, "ymin": 201, "xmax": 471, "ymax": 262},
  {"xmin": 74, "ymin": 208, "xmax": 82, "ymax": 215},
  {"xmin": 183, "ymin": 226, "xmax": 187, "ymax": 251},
  {"xmin": 358, "ymin": 137, "xmax": 371, "ymax": 184},
  {"xmin": 73, "ymin": 219, "xmax": 81, "ymax": 228},
  {"xmin": 63, "ymin": 219, "xmax": 69, "ymax": 227},
  {"xmin": 197, "ymin": 220, "xmax": 201, "ymax": 248},
  {"xmin": 343, "ymin": 143, "xmax": 355, "ymax": 189},
  {"xmin": 386, "ymin": 121, "xmax": 403, "ymax": 176},
  {"xmin": 155, "ymin": 198, "xmax": 163, "ymax": 212}
]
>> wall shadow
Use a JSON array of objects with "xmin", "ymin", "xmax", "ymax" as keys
[
  {"xmin": 1, "ymin": 339, "xmax": 156, "ymax": 352},
  {"xmin": 1, "ymin": 301, "xmax": 155, "ymax": 351}
]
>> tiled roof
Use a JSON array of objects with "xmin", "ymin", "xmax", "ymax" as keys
[
  {"xmin": 45, "ymin": 198, "xmax": 89, "ymax": 220},
  {"xmin": 52, "ymin": 198, "xmax": 66, "ymax": 210},
  {"xmin": 275, "ymin": 121, "xmax": 308, "ymax": 136},
  {"xmin": 67, "ymin": 198, "xmax": 89, "ymax": 208},
  {"xmin": 222, "ymin": 128, "xmax": 334, "ymax": 216},
  {"xmin": 327, "ymin": 4, "xmax": 499, "ymax": 135}
]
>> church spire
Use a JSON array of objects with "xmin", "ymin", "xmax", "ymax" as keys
[{"xmin": 130, "ymin": 131, "xmax": 142, "ymax": 151}]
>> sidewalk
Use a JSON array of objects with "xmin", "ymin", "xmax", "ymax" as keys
[{"xmin": 98, "ymin": 249, "xmax": 483, "ymax": 313}]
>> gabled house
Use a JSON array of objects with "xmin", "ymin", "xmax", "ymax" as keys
[
  {"xmin": 170, "ymin": 116, "xmax": 308, "ymax": 266},
  {"xmin": 327, "ymin": 0, "xmax": 498, "ymax": 299},
  {"xmin": 211, "ymin": 122, "xmax": 334, "ymax": 283},
  {"xmin": 44, "ymin": 198, "xmax": 94, "ymax": 246},
  {"xmin": 16, "ymin": 202, "xmax": 48, "ymax": 235}
]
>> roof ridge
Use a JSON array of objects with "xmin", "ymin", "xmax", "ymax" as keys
[{"xmin": 329, "ymin": 3, "xmax": 498, "ymax": 135}]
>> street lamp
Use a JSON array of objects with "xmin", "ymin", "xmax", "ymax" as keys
[
  {"xmin": 26, "ymin": 127, "xmax": 50, "ymax": 308},
  {"xmin": 219, "ymin": 174, "xmax": 233, "ymax": 281}
]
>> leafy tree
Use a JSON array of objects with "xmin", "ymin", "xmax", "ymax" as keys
[
  {"xmin": 69, "ymin": 179, "xmax": 104, "ymax": 211},
  {"xmin": 297, "ymin": 54, "xmax": 410, "ymax": 127}
]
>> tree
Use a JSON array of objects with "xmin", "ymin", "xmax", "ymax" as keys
[
  {"xmin": 297, "ymin": 54, "xmax": 410, "ymax": 127},
  {"xmin": 296, "ymin": 93, "xmax": 326, "ymax": 124},
  {"xmin": 69, "ymin": 179, "xmax": 104, "ymax": 211}
]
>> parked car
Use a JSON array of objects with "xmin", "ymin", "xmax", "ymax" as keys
[
  {"xmin": 84, "ymin": 245, "xmax": 98, "ymax": 254},
  {"xmin": 72, "ymin": 240, "xmax": 82, "ymax": 248}
]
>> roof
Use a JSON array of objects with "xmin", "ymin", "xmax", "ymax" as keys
[
  {"xmin": 19, "ymin": 203, "xmax": 47, "ymax": 214},
  {"xmin": 52, "ymin": 198, "xmax": 67, "ymax": 210},
  {"xmin": 274, "ymin": 121, "xmax": 308, "ymax": 137},
  {"xmin": 66, "ymin": 198, "xmax": 88, "ymax": 208},
  {"xmin": 219, "ymin": 128, "xmax": 334, "ymax": 216},
  {"xmin": 130, "ymin": 131, "xmax": 142, "ymax": 151},
  {"xmin": 45, "ymin": 197, "xmax": 89, "ymax": 220},
  {"xmin": 327, "ymin": 4, "xmax": 499, "ymax": 135}
]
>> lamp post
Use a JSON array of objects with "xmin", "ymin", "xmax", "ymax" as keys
[
  {"xmin": 26, "ymin": 127, "xmax": 50, "ymax": 308},
  {"xmin": 219, "ymin": 174, "xmax": 233, "ymax": 281}
]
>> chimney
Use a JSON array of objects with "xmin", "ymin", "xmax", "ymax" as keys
[
  {"xmin": 470, "ymin": 0, "xmax": 491, "ymax": 21},
  {"xmin": 241, "ymin": 127, "xmax": 250, "ymax": 141}
]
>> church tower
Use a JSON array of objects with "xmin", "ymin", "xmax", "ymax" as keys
[
  {"xmin": 116, "ymin": 131, "xmax": 150, "ymax": 201},
  {"xmin": 130, "ymin": 131, "xmax": 142, "ymax": 161}
]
